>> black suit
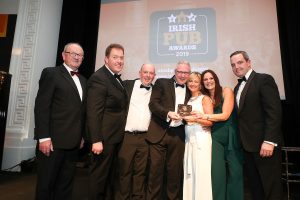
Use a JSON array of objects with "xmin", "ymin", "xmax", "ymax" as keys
[
  {"xmin": 234, "ymin": 71, "xmax": 283, "ymax": 200},
  {"xmin": 34, "ymin": 65, "xmax": 87, "ymax": 200},
  {"xmin": 146, "ymin": 78, "xmax": 190, "ymax": 200},
  {"xmin": 86, "ymin": 65, "xmax": 128, "ymax": 200}
]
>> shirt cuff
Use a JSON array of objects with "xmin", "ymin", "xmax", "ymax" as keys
[
  {"xmin": 39, "ymin": 138, "xmax": 51, "ymax": 143},
  {"xmin": 264, "ymin": 140, "xmax": 277, "ymax": 147}
]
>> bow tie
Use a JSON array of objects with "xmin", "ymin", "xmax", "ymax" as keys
[
  {"xmin": 237, "ymin": 76, "xmax": 247, "ymax": 84},
  {"xmin": 114, "ymin": 73, "xmax": 121, "ymax": 79},
  {"xmin": 175, "ymin": 83, "xmax": 185, "ymax": 88},
  {"xmin": 114, "ymin": 73, "xmax": 123, "ymax": 82},
  {"xmin": 114, "ymin": 73, "xmax": 123, "ymax": 86},
  {"xmin": 140, "ymin": 84, "xmax": 151, "ymax": 90},
  {"xmin": 70, "ymin": 71, "xmax": 80, "ymax": 76}
]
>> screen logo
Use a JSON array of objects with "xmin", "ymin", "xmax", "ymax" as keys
[{"xmin": 149, "ymin": 8, "xmax": 217, "ymax": 63}]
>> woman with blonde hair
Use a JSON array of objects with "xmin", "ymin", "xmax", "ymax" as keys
[{"xmin": 182, "ymin": 72, "xmax": 214, "ymax": 200}]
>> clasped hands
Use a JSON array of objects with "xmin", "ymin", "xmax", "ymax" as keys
[{"xmin": 168, "ymin": 111, "xmax": 204, "ymax": 124}]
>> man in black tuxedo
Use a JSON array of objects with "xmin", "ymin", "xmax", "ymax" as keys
[
  {"xmin": 115, "ymin": 64, "xmax": 156, "ymax": 199},
  {"xmin": 230, "ymin": 50, "xmax": 283, "ymax": 200},
  {"xmin": 146, "ymin": 61, "xmax": 191, "ymax": 200},
  {"xmin": 86, "ymin": 43, "xmax": 128, "ymax": 200},
  {"xmin": 34, "ymin": 43, "xmax": 86, "ymax": 200}
]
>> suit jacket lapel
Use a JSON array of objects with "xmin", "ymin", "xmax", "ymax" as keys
[
  {"xmin": 169, "ymin": 77, "xmax": 190, "ymax": 106},
  {"xmin": 238, "ymin": 71, "xmax": 256, "ymax": 113},
  {"xmin": 103, "ymin": 66, "xmax": 126, "ymax": 93},
  {"xmin": 168, "ymin": 78, "xmax": 176, "ymax": 109},
  {"xmin": 124, "ymin": 79, "xmax": 135, "ymax": 102},
  {"xmin": 59, "ymin": 65, "xmax": 82, "ymax": 102}
]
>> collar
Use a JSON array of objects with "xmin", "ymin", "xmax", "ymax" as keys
[
  {"xmin": 105, "ymin": 65, "xmax": 120, "ymax": 76},
  {"xmin": 244, "ymin": 68, "xmax": 253, "ymax": 80},
  {"xmin": 63, "ymin": 63, "xmax": 78, "ymax": 73}
]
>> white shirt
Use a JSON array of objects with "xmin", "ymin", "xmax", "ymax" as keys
[
  {"xmin": 236, "ymin": 69, "xmax": 252, "ymax": 107},
  {"xmin": 169, "ymin": 82, "xmax": 186, "ymax": 127},
  {"xmin": 64, "ymin": 63, "xmax": 83, "ymax": 101},
  {"xmin": 125, "ymin": 80, "xmax": 152, "ymax": 132}
]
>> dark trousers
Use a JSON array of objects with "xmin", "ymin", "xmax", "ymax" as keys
[
  {"xmin": 115, "ymin": 132, "xmax": 149, "ymax": 200},
  {"xmin": 146, "ymin": 126, "xmax": 185, "ymax": 200},
  {"xmin": 35, "ymin": 148, "xmax": 78, "ymax": 200},
  {"xmin": 89, "ymin": 143, "xmax": 119, "ymax": 200},
  {"xmin": 244, "ymin": 148, "xmax": 283, "ymax": 200}
]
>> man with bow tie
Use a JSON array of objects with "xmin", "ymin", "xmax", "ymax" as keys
[
  {"xmin": 86, "ymin": 43, "xmax": 128, "ymax": 200},
  {"xmin": 230, "ymin": 50, "xmax": 283, "ymax": 200},
  {"xmin": 115, "ymin": 64, "xmax": 156, "ymax": 199},
  {"xmin": 34, "ymin": 43, "xmax": 86, "ymax": 200},
  {"xmin": 146, "ymin": 61, "xmax": 191, "ymax": 199}
]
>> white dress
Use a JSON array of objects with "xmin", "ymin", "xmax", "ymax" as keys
[{"xmin": 183, "ymin": 95, "xmax": 213, "ymax": 200}]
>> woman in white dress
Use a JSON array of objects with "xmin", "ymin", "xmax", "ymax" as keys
[{"xmin": 182, "ymin": 72, "xmax": 214, "ymax": 200}]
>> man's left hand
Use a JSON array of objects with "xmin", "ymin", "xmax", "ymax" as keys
[{"xmin": 260, "ymin": 142, "xmax": 274, "ymax": 157}]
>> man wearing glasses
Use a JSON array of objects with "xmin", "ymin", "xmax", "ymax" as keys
[
  {"xmin": 34, "ymin": 43, "xmax": 86, "ymax": 200},
  {"xmin": 146, "ymin": 60, "xmax": 191, "ymax": 199}
]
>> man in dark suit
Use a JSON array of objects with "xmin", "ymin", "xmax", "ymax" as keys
[
  {"xmin": 86, "ymin": 43, "xmax": 128, "ymax": 200},
  {"xmin": 146, "ymin": 61, "xmax": 191, "ymax": 200},
  {"xmin": 115, "ymin": 63, "xmax": 156, "ymax": 200},
  {"xmin": 34, "ymin": 43, "xmax": 86, "ymax": 200},
  {"xmin": 230, "ymin": 50, "xmax": 283, "ymax": 200}
]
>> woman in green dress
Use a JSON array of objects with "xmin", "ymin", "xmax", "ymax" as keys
[{"xmin": 199, "ymin": 69, "xmax": 244, "ymax": 200}]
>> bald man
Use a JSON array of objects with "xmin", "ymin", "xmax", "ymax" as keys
[{"xmin": 115, "ymin": 64, "xmax": 156, "ymax": 200}]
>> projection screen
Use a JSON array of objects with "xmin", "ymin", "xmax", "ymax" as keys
[{"xmin": 96, "ymin": 0, "xmax": 285, "ymax": 99}]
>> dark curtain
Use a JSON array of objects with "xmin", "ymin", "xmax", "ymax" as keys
[
  {"xmin": 56, "ymin": 0, "xmax": 300, "ymax": 146},
  {"xmin": 276, "ymin": 0, "xmax": 300, "ymax": 147},
  {"xmin": 56, "ymin": 0, "xmax": 101, "ymax": 159},
  {"xmin": 56, "ymin": 0, "xmax": 100, "ymax": 79}
]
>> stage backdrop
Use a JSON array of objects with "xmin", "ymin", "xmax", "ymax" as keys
[{"xmin": 95, "ymin": 0, "xmax": 285, "ymax": 99}]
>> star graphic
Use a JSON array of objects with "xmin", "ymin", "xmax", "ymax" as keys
[
  {"xmin": 187, "ymin": 13, "xmax": 197, "ymax": 22},
  {"xmin": 168, "ymin": 14, "xmax": 177, "ymax": 23}
]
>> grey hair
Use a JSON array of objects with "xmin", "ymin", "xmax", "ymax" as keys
[
  {"xmin": 176, "ymin": 60, "xmax": 191, "ymax": 68},
  {"xmin": 63, "ymin": 42, "xmax": 83, "ymax": 52}
]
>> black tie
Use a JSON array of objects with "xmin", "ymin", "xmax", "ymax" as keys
[
  {"xmin": 175, "ymin": 83, "xmax": 185, "ymax": 88},
  {"xmin": 70, "ymin": 71, "xmax": 80, "ymax": 76},
  {"xmin": 140, "ymin": 84, "xmax": 151, "ymax": 90},
  {"xmin": 114, "ymin": 74, "xmax": 123, "ymax": 85},
  {"xmin": 237, "ymin": 76, "xmax": 247, "ymax": 84}
]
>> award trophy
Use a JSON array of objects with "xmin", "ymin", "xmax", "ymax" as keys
[{"xmin": 177, "ymin": 104, "xmax": 192, "ymax": 117}]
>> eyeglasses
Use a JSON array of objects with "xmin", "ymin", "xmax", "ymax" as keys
[
  {"xmin": 175, "ymin": 70, "xmax": 190, "ymax": 75},
  {"xmin": 65, "ymin": 51, "xmax": 84, "ymax": 59}
]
